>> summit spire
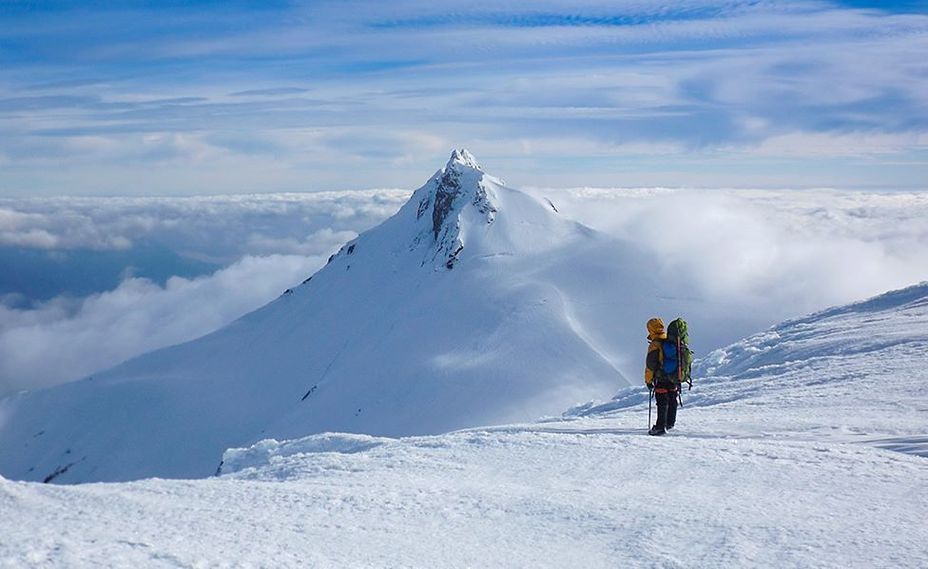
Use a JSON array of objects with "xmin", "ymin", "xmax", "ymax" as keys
[
  {"xmin": 445, "ymin": 148, "xmax": 481, "ymax": 171},
  {"xmin": 405, "ymin": 149, "xmax": 499, "ymax": 269}
]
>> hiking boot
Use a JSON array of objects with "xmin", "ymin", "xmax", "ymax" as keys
[
  {"xmin": 666, "ymin": 424, "xmax": 675, "ymax": 430},
  {"xmin": 648, "ymin": 425, "xmax": 666, "ymax": 436}
]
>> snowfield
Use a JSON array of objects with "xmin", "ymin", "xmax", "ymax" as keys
[{"xmin": 1, "ymin": 282, "xmax": 926, "ymax": 568}]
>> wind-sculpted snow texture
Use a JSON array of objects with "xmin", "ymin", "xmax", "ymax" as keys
[
  {"xmin": 2, "ymin": 149, "xmax": 746, "ymax": 484},
  {"xmin": 570, "ymin": 282, "xmax": 928, "ymax": 455},
  {"xmin": 683, "ymin": 281, "xmax": 928, "ymax": 455},
  {"xmin": 1, "ymin": 284, "xmax": 926, "ymax": 567}
]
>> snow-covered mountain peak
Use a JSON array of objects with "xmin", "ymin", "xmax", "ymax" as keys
[
  {"xmin": 406, "ymin": 149, "xmax": 502, "ymax": 268},
  {"xmin": 427, "ymin": 148, "xmax": 496, "ymax": 222},
  {"xmin": 322, "ymin": 149, "xmax": 563, "ymax": 273},
  {"xmin": 446, "ymin": 148, "xmax": 481, "ymax": 171}
]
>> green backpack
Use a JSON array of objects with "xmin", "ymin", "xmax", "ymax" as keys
[{"xmin": 665, "ymin": 318, "xmax": 694, "ymax": 389}]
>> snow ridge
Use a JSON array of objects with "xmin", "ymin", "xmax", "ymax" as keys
[{"xmin": 696, "ymin": 280, "xmax": 928, "ymax": 379}]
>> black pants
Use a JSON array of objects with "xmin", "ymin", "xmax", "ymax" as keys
[{"xmin": 655, "ymin": 388, "xmax": 678, "ymax": 429}]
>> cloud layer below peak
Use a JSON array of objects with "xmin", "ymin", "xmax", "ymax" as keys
[{"xmin": 1, "ymin": 187, "xmax": 926, "ymax": 397}]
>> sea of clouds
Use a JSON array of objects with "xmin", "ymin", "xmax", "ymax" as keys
[
  {"xmin": 534, "ymin": 187, "xmax": 928, "ymax": 311},
  {"xmin": 1, "ymin": 188, "xmax": 927, "ymax": 397},
  {"xmin": 0, "ymin": 191, "xmax": 409, "ymax": 396}
]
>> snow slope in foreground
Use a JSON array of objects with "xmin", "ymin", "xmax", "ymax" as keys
[{"xmin": 1, "ymin": 283, "xmax": 926, "ymax": 568}]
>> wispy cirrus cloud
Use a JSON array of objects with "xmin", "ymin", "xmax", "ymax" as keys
[{"xmin": 0, "ymin": 1, "xmax": 925, "ymax": 194}]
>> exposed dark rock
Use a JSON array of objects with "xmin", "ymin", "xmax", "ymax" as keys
[
  {"xmin": 42, "ymin": 456, "xmax": 86, "ymax": 484},
  {"xmin": 420, "ymin": 153, "xmax": 500, "ymax": 270},
  {"xmin": 446, "ymin": 245, "xmax": 464, "ymax": 269},
  {"xmin": 472, "ymin": 185, "xmax": 497, "ymax": 218},
  {"xmin": 432, "ymin": 169, "xmax": 461, "ymax": 239},
  {"xmin": 416, "ymin": 196, "xmax": 431, "ymax": 219},
  {"xmin": 301, "ymin": 384, "xmax": 318, "ymax": 401}
]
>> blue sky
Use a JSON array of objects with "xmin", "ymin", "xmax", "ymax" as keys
[{"xmin": 1, "ymin": 0, "xmax": 926, "ymax": 195}]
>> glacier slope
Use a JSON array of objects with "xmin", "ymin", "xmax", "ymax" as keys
[{"xmin": 0, "ymin": 283, "xmax": 925, "ymax": 568}]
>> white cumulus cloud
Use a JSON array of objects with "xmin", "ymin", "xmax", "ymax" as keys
[
  {"xmin": 530, "ymin": 187, "xmax": 928, "ymax": 317},
  {"xmin": 0, "ymin": 254, "xmax": 323, "ymax": 396}
]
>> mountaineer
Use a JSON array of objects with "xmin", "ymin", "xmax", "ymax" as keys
[{"xmin": 645, "ymin": 317, "xmax": 692, "ymax": 436}]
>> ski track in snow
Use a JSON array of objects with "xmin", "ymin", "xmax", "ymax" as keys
[{"xmin": 2, "ymin": 283, "xmax": 927, "ymax": 567}]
